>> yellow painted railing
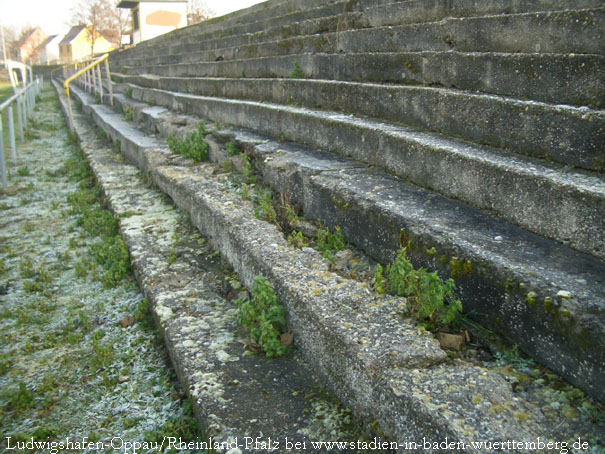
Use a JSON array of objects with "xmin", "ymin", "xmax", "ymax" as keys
[{"xmin": 58, "ymin": 54, "xmax": 113, "ymax": 131}]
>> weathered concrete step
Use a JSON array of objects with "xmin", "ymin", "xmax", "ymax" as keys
[
  {"xmin": 131, "ymin": 0, "xmax": 340, "ymax": 53},
  {"xmin": 115, "ymin": 0, "xmax": 603, "ymax": 67},
  {"xmin": 54, "ymin": 80, "xmax": 374, "ymax": 453},
  {"xmin": 116, "ymin": 83, "xmax": 605, "ymax": 260},
  {"xmin": 117, "ymin": 7, "xmax": 604, "ymax": 69},
  {"xmin": 365, "ymin": 0, "xmax": 605, "ymax": 28},
  {"xmin": 67, "ymin": 83, "xmax": 602, "ymax": 444},
  {"xmin": 112, "ymin": 75, "xmax": 605, "ymax": 173},
  {"xmin": 120, "ymin": 95, "xmax": 605, "ymax": 403},
  {"xmin": 116, "ymin": 51, "xmax": 605, "ymax": 108},
  {"xmin": 286, "ymin": 8, "xmax": 605, "ymax": 56}
]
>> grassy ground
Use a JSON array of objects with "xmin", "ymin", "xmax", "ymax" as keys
[{"xmin": 0, "ymin": 83, "xmax": 203, "ymax": 451}]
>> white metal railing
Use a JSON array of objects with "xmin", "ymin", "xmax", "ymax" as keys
[
  {"xmin": 6, "ymin": 60, "xmax": 34, "ymax": 90},
  {"xmin": 0, "ymin": 77, "xmax": 43, "ymax": 192},
  {"xmin": 54, "ymin": 54, "xmax": 113, "ymax": 131}
]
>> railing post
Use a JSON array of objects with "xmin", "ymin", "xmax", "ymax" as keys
[
  {"xmin": 97, "ymin": 64, "xmax": 104, "ymax": 103},
  {"xmin": 92, "ymin": 67, "xmax": 97, "ymax": 99},
  {"xmin": 66, "ymin": 97, "xmax": 74, "ymax": 132},
  {"xmin": 21, "ymin": 93, "xmax": 28, "ymax": 125},
  {"xmin": 16, "ymin": 95, "xmax": 24, "ymax": 142},
  {"xmin": 104, "ymin": 58, "xmax": 113, "ymax": 106},
  {"xmin": 0, "ymin": 116, "xmax": 6, "ymax": 191},
  {"xmin": 8, "ymin": 106, "xmax": 17, "ymax": 164}
]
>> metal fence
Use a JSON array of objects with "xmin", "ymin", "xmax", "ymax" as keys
[
  {"xmin": 0, "ymin": 77, "xmax": 43, "ymax": 191},
  {"xmin": 57, "ymin": 53, "xmax": 113, "ymax": 132}
]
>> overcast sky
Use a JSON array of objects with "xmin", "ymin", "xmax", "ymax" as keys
[{"xmin": 0, "ymin": 0, "xmax": 266, "ymax": 36}]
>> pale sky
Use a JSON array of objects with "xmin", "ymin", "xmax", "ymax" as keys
[{"xmin": 0, "ymin": 0, "xmax": 266, "ymax": 36}]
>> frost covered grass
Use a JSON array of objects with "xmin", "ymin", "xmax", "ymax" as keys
[{"xmin": 0, "ymin": 85, "xmax": 203, "ymax": 452}]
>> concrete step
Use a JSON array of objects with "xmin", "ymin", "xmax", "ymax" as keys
[
  {"xmin": 111, "ymin": 74, "xmax": 605, "ymax": 174},
  {"xmin": 112, "ymin": 82, "xmax": 605, "ymax": 261},
  {"xmin": 113, "ymin": 92, "xmax": 605, "ymax": 403},
  {"xmin": 64, "ymin": 82, "xmax": 605, "ymax": 444},
  {"xmin": 129, "ymin": 0, "xmax": 342, "ymax": 53},
  {"xmin": 114, "ymin": 0, "xmax": 604, "ymax": 68},
  {"xmin": 53, "ymin": 80, "xmax": 372, "ymax": 453},
  {"xmin": 115, "ymin": 50, "xmax": 605, "ymax": 109},
  {"xmin": 115, "ymin": 7, "xmax": 604, "ymax": 70}
]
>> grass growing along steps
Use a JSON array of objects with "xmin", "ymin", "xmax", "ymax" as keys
[{"xmin": 0, "ymin": 84, "xmax": 202, "ymax": 452}]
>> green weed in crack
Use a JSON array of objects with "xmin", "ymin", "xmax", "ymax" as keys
[
  {"xmin": 236, "ymin": 276, "xmax": 289, "ymax": 357},
  {"xmin": 376, "ymin": 247, "xmax": 462, "ymax": 332},
  {"xmin": 316, "ymin": 226, "xmax": 345, "ymax": 264},
  {"xmin": 166, "ymin": 122, "xmax": 209, "ymax": 162}
]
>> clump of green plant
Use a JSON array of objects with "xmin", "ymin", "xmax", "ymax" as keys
[
  {"xmin": 4, "ymin": 382, "xmax": 34, "ymax": 413},
  {"xmin": 240, "ymin": 183, "xmax": 251, "ymax": 201},
  {"xmin": 289, "ymin": 61, "xmax": 304, "ymax": 79},
  {"xmin": 236, "ymin": 277, "xmax": 289, "ymax": 357},
  {"xmin": 166, "ymin": 123, "xmax": 209, "ymax": 162},
  {"xmin": 115, "ymin": 139, "xmax": 121, "ymax": 152},
  {"xmin": 254, "ymin": 187, "xmax": 277, "ymax": 223},
  {"xmin": 123, "ymin": 105, "xmax": 133, "ymax": 121},
  {"xmin": 125, "ymin": 87, "xmax": 133, "ymax": 98},
  {"xmin": 17, "ymin": 166, "xmax": 30, "ymax": 177},
  {"xmin": 90, "ymin": 235, "xmax": 131, "ymax": 288},
  {"xmin": 372, "ymin": 264, "xmax": 386, "ymax": 295},
  {"xmin": 316, "ymin": 226, "xmax": 345, "ymax": 263},
  {"xmin": 384, "ymin": 248, "xmax": 462, "ymax": 332},
  {"xmin": 226, "ymin": 142, "xmax": 240, "ymax": 156},
  {"xmin": 241, "ymin": 154, "xmax": 256, "ymax": 184},
  {"xmin": 287, "ymin": 230, "xmax": 307, "ymax": 249},
  {"xmin": 66, "ymin": 159, "xmax": 131, "ymax": 288},
  {"xmin": 493, "ymin": 345, "xmax": 536, "ymax": 375}
]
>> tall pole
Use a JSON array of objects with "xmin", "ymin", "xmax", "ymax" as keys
[{"xmin": 1, "ymin": 24, "xmax": 8, "ymax": 67}]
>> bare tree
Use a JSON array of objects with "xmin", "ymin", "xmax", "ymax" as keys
[
  {"xmin": 187, "ymin": 0, "xmax": 214, "ymax": 25},
  {"xmin": 71, "ymin": 0, "xmax": 123, "ymax": 54}
]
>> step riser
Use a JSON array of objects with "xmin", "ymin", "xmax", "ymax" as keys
[
  {"xmin": 119, "ymin": 75, "xmax": 605, "ymax": 172},
  {"xmin": 115, "ymin": 52, "xmax": 605, "ymax": 109},
  {"xmin": 125, "ymin": 84, "xmax": 605, "ymax": 260}
]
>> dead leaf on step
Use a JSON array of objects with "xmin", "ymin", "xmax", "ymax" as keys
[
  {"xmin": 118, "ymin": 376, "xmax": 130, "ymax": 383},
  {"xmin": 437, "ymin": 332, "xmax": 465, "ymax": 351},
  {"xmin": 280, "ymin": 331, "xmax": 294, "ymax": 347},
  {"xmin": 120, "ymin": 316, "xmax": 136, "ymax": 328},
  {"xmin": 245, "ymin": 338, "xmax": 263, "ymax": 353}
]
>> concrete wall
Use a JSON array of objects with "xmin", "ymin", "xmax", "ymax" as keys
[{"xmin": 134, "ymin": 2, "xmax": 187, "ymax": 44}]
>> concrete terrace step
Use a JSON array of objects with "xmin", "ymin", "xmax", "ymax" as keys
[
  {"xmin": 116, "ymin": 83, "xmax": 605, "ymax": 261},
  {"xmin": 113, "ymin": 0, "xmax": 604, "ymax": 67},
  {"xmin": 129, "ymin": 0, "xmax": 342, "ymax": 53},
  {"xmin": 112, "ymin": 75, "xmax": 605, "ymax": 173},
  {"xmin": 63, "ymin": 81, "xmax": 605, "ymax": 445},
  {"xmin": 114, "ymin": 91, "xmax": 605, "ymax": 403},
  {"xmin": 115, "ymin": 51, "xmax": 605, "ymax": 109},
  {"xmin": 115, "ymin": 7, "xmax": 604, "ymax": 69},
  {"xmin": 54, "ymin": 80, "xmax": 377, "ymax": 453}
]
